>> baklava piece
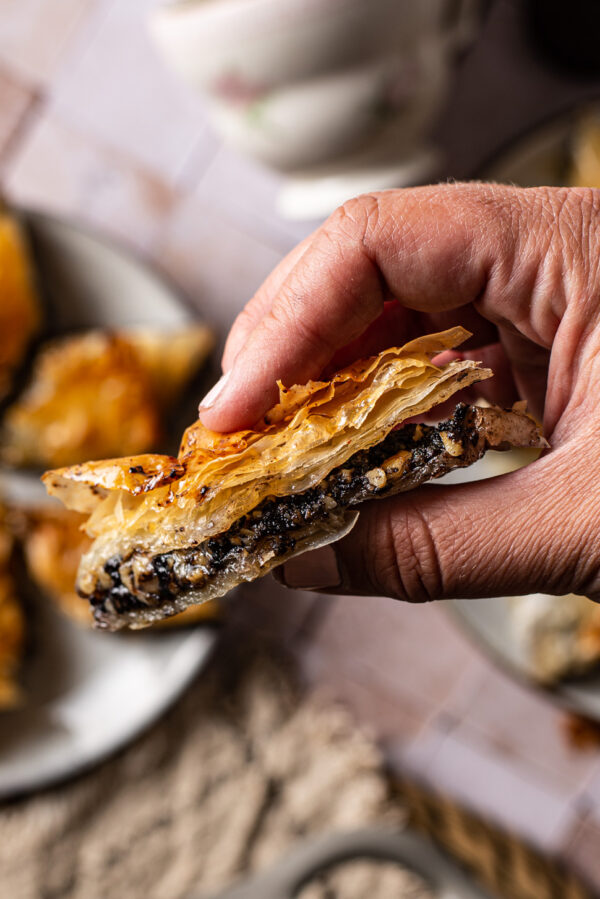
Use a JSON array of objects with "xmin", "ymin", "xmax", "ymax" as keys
[
  {"xmin": 0, "ymin": 210, "xmax": 41, "ymax": 403},
  {"xmin": 0, "ymin": 507, "xmax": 24, "ymax": 708},
  {"xmin": 44, "ymin": 328, "xmax": 547, "ymax": 630},
  {"xmin": 510, "ymin": 593, "xmax": 600, "ymax": 683},
  {"xmin": 21, "ymin": 505, "xmax": 219, "ymax": 629},
  {"xmin": 2, "ymin": 325, "xmax": 213, "ymax": 468}
]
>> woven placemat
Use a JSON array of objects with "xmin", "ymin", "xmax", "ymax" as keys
[
  {"xmin": 0, "ymin": 637, "xmax": 414, "ymax": 899},
  {"xmin": 397, "ymin": 778, "xmax": 595, "ymax": 899},
  {"xmin": 0, "ymin": 632, "xmax": 595, "ymax": 899}
]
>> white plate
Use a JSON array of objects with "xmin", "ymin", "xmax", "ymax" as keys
[
  {"xmin": 444, "ymin": 450, "xmax": 600, "ymax": 721},
  {"xmin": 0, "ymin": 211, "xmax": 217, "ymax": 799},
  {"xmin": 448, "ymin": 595, "xmax": 600, "ymax": 720}
]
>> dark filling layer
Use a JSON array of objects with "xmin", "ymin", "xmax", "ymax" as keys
[{"xmin": 91, "ymin": 404, "xmax": 475, "ymax": 622}]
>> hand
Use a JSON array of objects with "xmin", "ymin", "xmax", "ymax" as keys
[{"xmin": 199, "ymin": 184, "xmax": 600, "ymax": 603}]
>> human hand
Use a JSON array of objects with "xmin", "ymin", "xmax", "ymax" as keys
[{"xmin": 199, "ymin": 184, "xmax": 600, "ymax": 602}]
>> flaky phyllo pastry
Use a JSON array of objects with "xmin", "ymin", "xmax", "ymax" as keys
[
  {"xmin": 0, "ymin": 210, "xmax": 41, "ymax": 403},
  {"xmin": 43, "ymin": 327, "xmax": 547, "ymax": 630},
  {"xmin": 2, "ymin": 326, "xmax": 213, "ymax": 468},
  {"xmin": 0, "ymin": 506, "xmax": 24, "ymax": 708},
  {"xmin": 18, "ymin": 505, "xmax": 219, "ymax": 629}
]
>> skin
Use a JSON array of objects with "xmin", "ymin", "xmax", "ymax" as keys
[{"xmin": 199, "ymin": 184, "xmax": 600, "ymax": 603}]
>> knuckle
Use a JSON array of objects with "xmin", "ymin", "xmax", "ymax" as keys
[
  {"xmin": 392, "ymin": 503, "xmax": 445, "ymax": 603},
  {"xmin": 362, "ymin": 507, "xmax": 405, "ymax": 600},
  {"xmin": 362, "ymin": 501, "xmax": 445, "ymax": 603},
  {"xmin": 325, "ymin": 193, "xmax": 383, "ymax": 247},
  {"xmin": 467, "ymin": 185, "xmax": 524, "ymax": 261},
  {"xmin": 530, "ymin": 451, "xmax": 600, "ymax": 597},
  {"xmin": 510, "ymin": 186, "xmax": 600, "ymax": 316},
  {"xmin": 564, "ymin": 501, "xmax": 600, "ymax": 601},
  {"xmin": 554, "ymin": 187, "xmax": 600, "ymax": 292}
]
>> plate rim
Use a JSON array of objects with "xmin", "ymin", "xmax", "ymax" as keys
[
  {"xmin": 1, "ymin": 626, "xmax": 219, "ymax": 802},
  {"xmin": 22, "ymin": 203, "xmax": 202, "ymax": 324},
  {"xmin": 0, "ymin": 205, "xmax": 220, "ymax": 798},
  {"xmin": 445, "ymin": 598, "xmax": 600, "ymax": 718},
  {"xmin": 475, "ymin": 97, "xmax": 597, "ymax": 181}
]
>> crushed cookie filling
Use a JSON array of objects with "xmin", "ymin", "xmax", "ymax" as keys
[{"xmin": 89, "ymin": 405, "xmax": 472, "ymax": 621}]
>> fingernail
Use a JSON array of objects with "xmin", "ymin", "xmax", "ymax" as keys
[
  {"xmin": 276, "ymin": 546, "xmax": 341, "ymax": 591},
  {"xmin": 199, "ymin": 370, "xmax": 231, "ymax": 411}
]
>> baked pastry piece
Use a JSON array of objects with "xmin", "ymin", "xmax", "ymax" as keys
[
  {"xmin": 19, "ymin": 506, "xmax": 93, "ymax": 627},
  {"xmin": 0, "ymin": 210, "xmax": 41, "ymax": 403},
  {"xmin": 19, "ymin": 505, "xmax": 219, "ymax": 629},
  {"xmin": 510, "ymin": 593, "xmax": 600, "ymax": 683},
  {"xmin": 569, "ymin": 110, "xmax": 600, "ymax": 187},
  {"xmin": 2, "ymin": 326, "xmax": 213, "ymax": 468},
  {"xmin": 0, "ymin": 507, "xmax": 24, "ymax": 708},
  {"xmin": 43, "ymin": 328, "xmax": 547, "ymax": 630}
]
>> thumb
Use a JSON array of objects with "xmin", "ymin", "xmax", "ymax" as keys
[{"xmin": 276, "ymin": 451, "xmax": 591, "ymax": 602}]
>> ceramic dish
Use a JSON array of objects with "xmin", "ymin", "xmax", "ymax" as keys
[
  {"xmin": 0, "ymin": 211, "xmax": 217, "ymax": 799},
  {"xmin": 204, "ymin": 827, "xmax": 492, "ymax": 898},
  {"xmin": 448, "ymin": 594, "xmax": 600, "ymax": 720},
  {"xmin": 445, "ymin": 451, "xmax": 600, "ymax": 721}
]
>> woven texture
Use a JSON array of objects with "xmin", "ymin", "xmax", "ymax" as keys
[
  {"xmin": 0, "ymin": 640, "xmax": 413, "ymax": 899},
  {"xmin": 399, "ymin": 779, "xmax": 596, "ymax": 899},
  {"xmin": 0, "ymin": 635, "xmax": 595, "ymax": 899}
]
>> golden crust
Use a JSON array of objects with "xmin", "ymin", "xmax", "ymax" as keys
[
  {"xmin": 0, "ymin": 507, "xmax": 24, "ymax": 708},
  {"xmin": 41, "ymin": 328, "xmax": 502, "ymax": 624},
  {"xmin": 2, "ymin": 332, "xmax": 161, "ymax": 468},
  {"xmin": 42, "ymin": 328, "xmax": 551, "ymax": 630},
  {"xmin": 0, "ymin": 575, "xmax": 24, "ymax": 708},
  {"xmin": 0, "ymin": 212, "xmax": 41, "ymax": 402},
  {"xmin": 125, "ymin": 328, "xmax": 214, "ymax": 407},
  {"xmin": 44, "ymin": 327, "xmax": 491, "ymax": 554},
  {"xmin": 20, "ymin": 506, "xmax": 93, "ymax": 627},
  {"xmin": 2, "ymin": 325, "xmax": 213, "ymax": 469}
]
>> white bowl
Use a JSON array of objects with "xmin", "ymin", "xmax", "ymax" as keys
[
  {"xmin": 150, "ymin": 0, "xmax": 437, "ymax": 90},
  {"xmin": 150, "ymin": 0, "xmax": 468, "ymax": 171},
  {"xmin": 0, "ymin": 210, "xmax": 217, "ymax": 798}
]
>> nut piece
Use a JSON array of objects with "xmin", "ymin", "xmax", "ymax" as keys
[
  {"xmin": 365, "ymin": 467, "xmax": 387, "ymax": 489},
  {"xmin": 440, "ymin": 432, "xmax": 463, "ymax": 457}
]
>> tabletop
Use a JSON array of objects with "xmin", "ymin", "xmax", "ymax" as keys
[{"xmin": 1, "ymin": 0, "xmax": 600, "ymax": 891}]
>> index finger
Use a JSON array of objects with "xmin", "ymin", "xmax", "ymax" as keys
[
  {"xmin": 199, "ymin": 184, "xmax": 554, "ymax": 432},
  {"xmin": 221, "ymin": 232, "xmax": 315, "ymax": 373},
  {"xmin": 201, "ymin": 195, "xmax": 389, "ymax": 430}
]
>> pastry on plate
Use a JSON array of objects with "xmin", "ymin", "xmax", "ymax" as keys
[
  {"xmin": 43, "ymin": 327, "xmax": 547, "ymax": 630},
  {"xmin": 0, "ymin": 209, "xmax": 41, "ymax": 403},
  {"xmin": 510, "ymin": 593, "xmax": 600, "ymax": 683},
  {"xmin": 0, "ymin": 507, "xmax": 24, "ymax": 708},
  {"xmin": 20, "ymin": 504, "xmax": 219, "ymax": 629},
  {"xmin": 569, "ymin": 110, "xmax": 600, "ymax": 188},
  {"xmin": 1, "ymin": 325, "xmax": 213, "ymax": 468}
]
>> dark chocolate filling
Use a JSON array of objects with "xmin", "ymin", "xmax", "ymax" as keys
[{"xmin": 88, "ymin": 404, "xmax": 475, "ymax": 624}]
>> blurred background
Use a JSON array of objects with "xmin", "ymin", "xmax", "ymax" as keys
[{"xmin": 3, "ymin": 0, "xmax": 600, "ymax": 897}]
